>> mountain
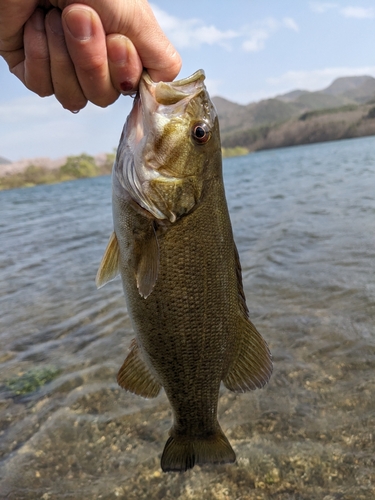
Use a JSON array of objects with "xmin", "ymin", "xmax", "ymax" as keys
[
  {"xmin": 212, "ymin": 97, "xmax": 300, "ymax": 133},
  {"xmin": 212, "ymin": 75, "xmax": 375, "ymax": 151},
  {"xmin": 276, "ymin": 89, "xmax": 309, "ymax": 102},
  {"xmin": 320, "ymin": 75, "xmax": 375, "ymax": 96},
  {"xmin": 0, "ymin": 156, "xmax": 11, "ymax": 165}
]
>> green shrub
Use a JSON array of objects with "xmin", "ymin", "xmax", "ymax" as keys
[
  {"xmin": 60, "ymin": 154, "xmax": 99, "ymax": 179},
  {"xmin": 222, "ymin": 147, "xmax": 249, "ymax": 158}
]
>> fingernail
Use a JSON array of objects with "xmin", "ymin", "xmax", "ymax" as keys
[
  {"xmin": 107, "ymin": 36, "xmax": 137, "ymax": 95},
  {"xmin": 31, "ymin": 9, "xmax": 45, "ymax": 32},
  {"xmin": 120, "ymin": 80, "xmax": 136, "ymax": 96},
  {"xmin": 64, "ymin": 8, "xmax": 93, "ymax": 40},
  {"xmin": 108, "ymin": 35, "xmax": 128, "ymax": 65},
  {"xmin": 47, "ymin": 10, "xmax": 63, "ymax": 36}
]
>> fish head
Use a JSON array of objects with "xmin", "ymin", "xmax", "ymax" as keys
[{"xmin": 113, "ymin": 70, "xmax": 220, "ymax": 222}]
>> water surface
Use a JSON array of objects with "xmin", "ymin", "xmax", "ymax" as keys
[{"xmin": 1, "ymin": 136, "xmax": 375, "ymax": 499}]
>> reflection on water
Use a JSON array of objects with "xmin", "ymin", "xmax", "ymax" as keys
[{"xmin": 1, "ymin": 136, "xmax": 375, "ymax": 499}]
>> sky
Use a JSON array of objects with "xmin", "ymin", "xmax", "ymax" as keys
[{"xmin": 1, "ymin": 0, "xmax": 375, "ymax": 161}]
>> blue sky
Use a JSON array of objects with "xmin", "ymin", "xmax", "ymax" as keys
[{"xmin": 1, "ymin": 0, "xmax": 375, "ymax": 161}]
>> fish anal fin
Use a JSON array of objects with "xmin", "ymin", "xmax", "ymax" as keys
[
  {"xmin": 96, "ymin": 231, "xmax": 120, "ymax": 289},
  {"xmin": 117, "ymin": 339, "xmax": 162, "ymax": 398},
  {"xmin": 223, "ymin": 316, "xmax": 273, "ymax": 392},
  {"xmin": 161, "ymin": 428, "xmax": 236, "ymax": 473},
  {"xmin": 135, "ymin": 222, "xmax": 159, "ymax": 299}
]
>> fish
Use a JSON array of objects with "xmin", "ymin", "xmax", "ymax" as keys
[{"xmin": 96, "ymin": 69, "xmax": 273, "ymax": 472}]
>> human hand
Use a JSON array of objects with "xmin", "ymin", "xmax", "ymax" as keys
[{"xmin": 0, "ymin": 0, "xmax": 181, "ymax": 111}]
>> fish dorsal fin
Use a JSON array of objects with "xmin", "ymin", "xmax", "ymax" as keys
[
  {"xmin": 96, "ymin": 231, "xmax": 120, "ymax": 289},
  {"xmin": 223, "ymin": 245, "xmax": 273, "ymax": 392},
  {"xmin": 135, "ymin": 222, "xmax": 159, "ymax": 299},
  {"xmin": 117, "ymin": 339, "xmax": 162, "ymax": 398}
]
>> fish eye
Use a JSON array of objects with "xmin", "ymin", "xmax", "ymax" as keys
[{"xmin": 191, "ymin": 123, "xmax": 211, "ymax": 144}]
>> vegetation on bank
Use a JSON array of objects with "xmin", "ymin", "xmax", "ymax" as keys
[
  {"xmin": 221, "ymin": 146, "xmax": 249, "ymax": 158},
  {"xmin": 0, "ymin": 152, "xmax": 115, "ymax": 190},
  {"xmin": 0, "ymin": 148, "xmax": 251, "ymax": 190},
  {"xmin": 298, "ymin": 103, "xmax": 359, "ymax": 121}
]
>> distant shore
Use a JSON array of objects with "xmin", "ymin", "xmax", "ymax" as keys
[
  {"xmin": 0, "ymin": 153, "xmax": 115, "ymax": 191},
  {"xmin": 0, "ymin": 148, "xmax": 249, "ymax": 191}
]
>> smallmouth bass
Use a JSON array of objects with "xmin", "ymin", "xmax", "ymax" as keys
[{"xmin": 97, "ymin": 70, "xmax": 272, "ymax": 472}]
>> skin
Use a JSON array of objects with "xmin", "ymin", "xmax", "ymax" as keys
[{"xmin": 0, "ymin": 0, "xmax": 181, "ymax": 111}]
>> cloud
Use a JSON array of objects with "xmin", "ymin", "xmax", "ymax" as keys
[
  {"xmin": 242, "ymin": 27, "xmax": 274, "ymax": 53},
  {"xmin": 266, "ymin": 66, "xmax": 375, "ymax": 93},
  {"xmin": 0, "ymin": 95, "xmax": 61, "ymax": 122},
  {"xmin": 310, "ymin": 2, "xmax": 375, "ymax": 19},
  {"xmin": 309, "ymin": 2, "xmax": 338, "ymax": 13},
  {"xmin": 204, "ymin": 78, "xmax": 222, "ymax": 97},
  {"xmin": 150, "ymin": 4, "xmax": 239, "ymax": 49},
  {"xmin": 151, "ymin": 5, "xmax": 298, "ymax": 53},
  {"xmin": 0, "ymin": 94, "xmax": 131, "ymax": 160},
  {"xmin": 242, "ymin": 17, "xmax": 299, "ymax": 53},
  {"xmin": 340, "ymin": 6, "xmax": 375, "ymax": 19},
  {"xmin": 283, "ymin": 17, "xmax": 300, "ymax": 32}
]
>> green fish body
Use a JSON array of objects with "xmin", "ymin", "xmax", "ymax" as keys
[{"xmin": 97, "ymin": 70, "xmax": 272, "ymax": 472}]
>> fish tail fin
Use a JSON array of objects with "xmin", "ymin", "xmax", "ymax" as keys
[{"xmin": 161, "ymin": 428, "xmax": 236, "ymax": 473}]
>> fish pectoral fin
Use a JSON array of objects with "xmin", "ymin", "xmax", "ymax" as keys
[
  {"xmin": 96, "ymin": 231, "xmax": 120, "ymax": 289},
  {"xmin": 135, "ymin": 222, "xmax": 159, "ymax": 299},
  {"xmin": 117, "ymin": 339, "xmax": 162, "ymax": 398},
  {"xmin": 223, "ymin": 316, "xmax": 273, "ymax": 392}
]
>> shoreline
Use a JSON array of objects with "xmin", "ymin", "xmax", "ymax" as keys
[
  {"xmin": 0, "ymin": 148, "xmax": 249, "ymax": 191},
  {"xmin": 1, "ymin": 132, "xmax": 374, "ymax": 191}
]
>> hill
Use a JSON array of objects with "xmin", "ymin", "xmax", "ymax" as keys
[
  {"xmin": 213, "ymin": 75, "xmax": 375, "ymax": 150},
  {"xmin": 0, "ymin": 156, "xmax": 11, "ymax": 165}
]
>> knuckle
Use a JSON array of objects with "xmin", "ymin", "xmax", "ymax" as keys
[{"xmin": 76, "ymin": 54, "xmax": 107, "ymax": 74}]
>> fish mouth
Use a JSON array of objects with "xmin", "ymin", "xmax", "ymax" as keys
[
  {"xmin": 125, "ymin": 69, "xmax": 208, "ymax": 155},
  {"xmin": 123, "ymin": 70, "xmax": 207, "ymax": 154},
  {"xmin": 140, "ymin": 69, "xmax": 206, "ymax": 106},
  {"xmin": 121, "ymin": 71, "xmax": 208, "ymax": 164},
  {"xmin": 139, "ymin": 70, "xmax": 206, "ymax": 112}
]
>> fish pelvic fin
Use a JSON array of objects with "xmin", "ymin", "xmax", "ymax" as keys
[
  {"xmin": 117, "ymin": 339, "xmax": 162, "ymax": 398},
  {"xmin": 161, "ymin": 428, "xmax": 236, "ymax": 473},
  {"xmin": 96, "ymin": 231, "xmax": 120, "ymax": 288},
  {"xmin": 223, "ymin": 315, "xmax": 273, "ymax": 392}
]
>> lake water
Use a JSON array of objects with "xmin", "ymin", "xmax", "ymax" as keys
[{"xmin": 1, "ymin": 136, "xmax": 375, "ymax": 499}]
